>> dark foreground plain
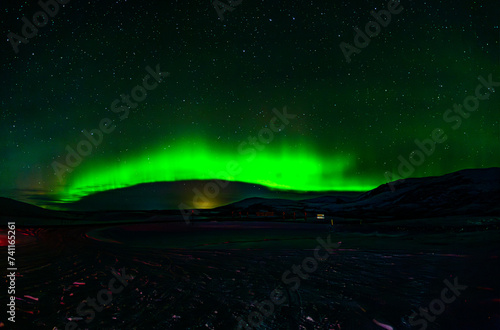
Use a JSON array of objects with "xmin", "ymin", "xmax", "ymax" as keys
[{"xmin": 2, "ymin": 218, "xmax": 499, "ymax": 329}]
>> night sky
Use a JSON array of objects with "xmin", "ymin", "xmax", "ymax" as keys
[{"xmin": 0, "ymin": 0, "xmax": 499, "ymax": 208}]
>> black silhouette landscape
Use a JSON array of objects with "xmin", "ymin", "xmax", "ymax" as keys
[{"xmin": 1, "ymin": 168, "xmax": 499, "ymax": 329}]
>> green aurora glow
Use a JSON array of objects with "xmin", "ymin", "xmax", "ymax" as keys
[
  {"xmin": 1, "ymin": 0, "xmax": 499, "ymax": 209},
  {"xmin": 59, "ymin": 141, "xmax": 379, "ymax": 202}
]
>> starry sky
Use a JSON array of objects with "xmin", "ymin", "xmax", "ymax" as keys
[{"xmin": 0, "ymin": 0, "xmax": 499, "ymax": 209}]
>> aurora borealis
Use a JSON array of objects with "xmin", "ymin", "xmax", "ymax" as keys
[
  {"xmin": 60, "ymin": 139, "xmax": 372, "ymax": 203},
  {"xmin": 0, "ymin": 0, "xmax": 499, "ymax": 209}
]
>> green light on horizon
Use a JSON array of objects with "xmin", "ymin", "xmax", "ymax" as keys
[{"xmin": 59, "ymin": 142, "xmax": 381, "ymax": 203}]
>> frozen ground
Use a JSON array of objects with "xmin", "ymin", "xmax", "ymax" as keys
[{"xmin": 3, "ymin": 219, "xmax": 499, "ymax": 329}]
